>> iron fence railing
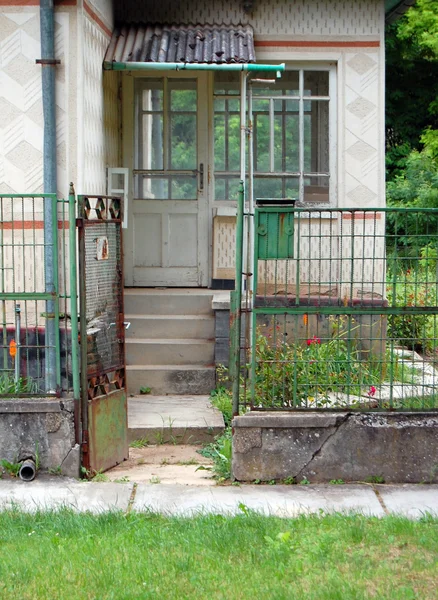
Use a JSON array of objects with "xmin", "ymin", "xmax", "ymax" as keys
[
  {"xmin": 231, "ymin": 191, "xmax": 438, "ymax": 412},
  {"xmin": 0, "ymin": 191, "xmax": 79, "ymax": 397}
]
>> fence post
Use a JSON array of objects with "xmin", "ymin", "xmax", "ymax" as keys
[{"xmin": 68, "ymin": 184, "xmax": 80, "ymax": 401}]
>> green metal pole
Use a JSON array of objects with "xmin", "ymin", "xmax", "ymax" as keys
[
  {"xmin": 231, "ymin": 181, "xmax": 245, "ymax": 417},
  {"xmin": 51, "ymin": 193, "xmax": 61, "ymax": 391},
  {"xmin": 68, "ymin": 183, "xmax": 80, "ymax": 400}
]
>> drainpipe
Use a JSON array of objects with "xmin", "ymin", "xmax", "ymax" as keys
[{"xmin": 38, "ymin": 0, "xmax": 59, "ymax": 392}]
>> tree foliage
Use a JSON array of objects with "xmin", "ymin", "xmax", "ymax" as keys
[{"xmin": 385, "ymin": 1, "xmax": 438, "ymax": 179}]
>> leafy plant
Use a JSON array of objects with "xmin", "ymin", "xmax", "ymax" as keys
[
  {"xmin": 283, "ymin": 476, "xmax": 296, "ymax": 485},
  {"xmin": 0, "ymin": 459, "xmax": 21, "ymax": 477},
  {"xmin": 199, "ymin": 428, "xmax": 232, "ymax": 480},
  {"xmin": 91, "ymin": 470, "xmax": 109, "ymax": 482},
  {"xmin": 329, "ymin": 479, "xmax": 345, "ymax": 485},
  {"xmin": 253, "ymin": 323, "xmax": 383, "ymax": 407},
  {"xmin": 210, "ymin": 385, "xmax": 233, "ymax": 427},
  {"xmin": 365, "ymin": 475, "xmax": 385, "ymax": 484},
  {"xmin": 0, "ymin": 374, "xmax": 38, "ymax": 395},
  {"xmin": 130, "ymin": 437, "xmax": 149, "ymax": 449},
  {"xmin": 300, "ymin": 477, "xmax": 310, "ymax": 485},
  {"xmin": 139, "ymin": 386, "xmax": 151, "ymax": 395}
]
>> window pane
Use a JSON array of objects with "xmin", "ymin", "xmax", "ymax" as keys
[
  {"xmin": 304, "ymin": 100, "xmax": 329, "ymax": 174},
  {"xmin": 304, "ymin": 176, "xmax": 329, "ymax": 203},
  {"xmin": 285, "ymin": 115, "xmax": 299, "ymax": 172},
  {"xmin": 170, "ymin": 114, "xmax": 197, "ymax": 169},
  {"xmin": 214, "ymin": 114, "xmax": 226, "ymax": 171},
  {"xmin": 254, "ymin": 113, "xmax": 270, "ymax": 172},
  {"xmin": 215, "ymin": 177, "xmax": 240, "ymax": 201},
  {"xmin": 140, "ymin": 113, "xmax": 163, "ymax": 170},
  {"xmin": 285, "ymin": 177, "xmax": 300, "ymax": 200},
  {"xmin": 304, "ymin": 71, "xmax": 329, "ymax": 96},
  {"xmin": 254, "ymin": 177, "xmax": 283, "ymax": 201}
]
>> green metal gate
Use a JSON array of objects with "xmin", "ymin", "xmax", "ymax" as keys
[
  {"xmin": 231, "ymin": 185, "xmax": 438, "ymax": 413},
  {"xmin": 78, "ymin": 194, "xmax": 128, "ymax": 473}
]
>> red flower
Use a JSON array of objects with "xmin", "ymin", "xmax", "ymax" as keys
[
  {"xmin": 368, "ymin": 386, "xmax": 377, "ymax": 397},
  {"xmin": 307, "ymin": 336, "xmax": 321, "ymax": 346}
]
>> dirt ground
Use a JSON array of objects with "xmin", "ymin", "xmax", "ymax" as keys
[{"xmin": 106, "ymin": 445, "xmax": 215, "ymax": 486}]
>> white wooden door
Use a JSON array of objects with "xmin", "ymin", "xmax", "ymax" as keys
[{"xmin": 124, "ymin": 73, "xmax": 208, "ymax": 287}]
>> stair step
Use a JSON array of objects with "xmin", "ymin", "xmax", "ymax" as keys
[
  {"xmin": 128, "ymin": 395, "xmax": 224, "ymax": 445},
  {"xmin": 126, "ymin": 365, "xmax": 216, "ymax": 395},
  {"xmin": 124, "ymin": 290, "xmax": 213, "ymax": 316},
  {"xmin": 126, "ymin": 338, "xmax": 214, "ymax": 365},
  {"xmin": 125, "ymin": 314, "xmax": 214, "ymax": 339}
]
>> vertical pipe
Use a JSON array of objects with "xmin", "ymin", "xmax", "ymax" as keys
[
  {"xmin": 231, "ymin": 181, "xmax": 245, "ymax": 417},
  {"xmin": 39, "ymin": 0, "xmax": 58, "ymax": 392},
  {"xmin": 68, "ymin": 184, "xmax": 80, "ymax": 401},
  {"xmin": 14, "ymin": 304, "xmax": 21, "ymax": 383},
  {"xmin": 240, "ymin": 72, "xmax": 247, "ymax": 295}
]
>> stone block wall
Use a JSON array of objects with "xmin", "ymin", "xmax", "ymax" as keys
[
  {"xmin": 232, "ymin": 411, "xmax": 438, "ymax": 483},
  {"xmin": 0, "ymin": 398, "xmax": 80, "ymax": 478}
]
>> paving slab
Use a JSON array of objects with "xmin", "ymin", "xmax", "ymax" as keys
[
  {"xmin": 128, "ymin": 395, "xmax": 225, "ymax": 444},
  {"xmin": 0, "ymin": 479, "xmax": 133, "ymax": 513},
  {"xmin": 377, "ymin": 484, "xmax": 438, "ymax": 518},
  {"xmin": 132, "ymin": 484, "xmax": 385, "ymax": 517}
]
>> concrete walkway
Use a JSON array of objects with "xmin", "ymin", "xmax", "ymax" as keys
[{"xmin": 0, "ymin": 478, "xmax": 437, "ymax": 518}]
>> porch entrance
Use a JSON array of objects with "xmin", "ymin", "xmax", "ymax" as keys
[{"xmin": 124, "ymin": 73, "xmax": 209, "ymax": 287}]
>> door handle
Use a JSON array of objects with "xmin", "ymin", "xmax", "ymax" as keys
[{"xmin": 199, "ymin": 163, "xmax": 204, "ymax": 191}]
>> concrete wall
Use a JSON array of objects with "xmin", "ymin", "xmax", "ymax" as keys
[
  {"xmin": 232, "ymin": 411, "xmax": 438, "ymax": 483},
  {"xmin": 0, "ymin": 398, "xmax": 80, "ymax": 477}
]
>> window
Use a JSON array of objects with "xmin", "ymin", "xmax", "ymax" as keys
[
  {"xmin": 214, "ymin": 68, "xmax": 334, "ymax": 204},
  {"xmin": 134, "ymin": 78, "xmax": 198, "ymax": 200}
]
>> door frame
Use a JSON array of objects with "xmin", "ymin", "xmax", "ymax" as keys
[{"xmin": 122, "ymin": 71, "xmax": 210, "ymax": 287}]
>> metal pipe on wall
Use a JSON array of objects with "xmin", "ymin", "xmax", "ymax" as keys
[{"xmin": 39, "ymin": 0, "xmax": 58, "ymax": 393}]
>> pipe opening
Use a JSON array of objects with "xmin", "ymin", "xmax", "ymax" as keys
[{"xmin": 19, "ymin": 459, "xmax": 36, "ymax": 482}]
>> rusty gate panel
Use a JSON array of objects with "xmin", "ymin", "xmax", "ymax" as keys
[{"xmin": 78, "ymin": 195, "xmax": 128, "ymax": 473}]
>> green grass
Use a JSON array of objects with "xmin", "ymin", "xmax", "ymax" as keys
[{"xmin": 0, "ymin": 510, "xmax": 437, "ymax": 599}]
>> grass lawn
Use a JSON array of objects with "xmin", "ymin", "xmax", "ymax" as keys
[{"xmin": 0, "ymin": 510, "xmax": 437, "ymax": 599}]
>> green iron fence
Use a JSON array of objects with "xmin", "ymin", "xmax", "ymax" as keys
[
  {"xmin": 231, "ymin": 186, "xmax": 438, "ymax": 412},
  {"xmin": 0, "ymin": 190, "xmax": 79, "ymax": 397}
]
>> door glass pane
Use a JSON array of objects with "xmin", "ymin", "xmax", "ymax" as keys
[
  {"xmin": 141, "ymin": 113, "xmax": 164, "ymax": 169},
  {"xmin": 134, "ymin": 175, "xmax": 197, "ymax": 200},
  {"xmin": 136, "ymin": 80, "xmax": 164, "ymax": 170},
  {"xmin": 170, "ymin": 114, "xmax": 197, "ymax": 169},
  {"xmin": 169, "ymin": 81, "xmax": 197, "ymax": 170}
]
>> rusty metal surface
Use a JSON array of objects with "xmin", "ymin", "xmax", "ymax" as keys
[
  {"xmin": 105, "ymin": 23, "xmax": 256, "ymax": 65},
  {"xmin": 87, "ymin": 389, "xmax": 128, "ymax": 473},
  {"xmin": 78, "ymin": 195, "xmax": 128, "ymax": 473}
]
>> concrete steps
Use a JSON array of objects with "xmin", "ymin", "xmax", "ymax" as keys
[{"xmin": 124, "ymin": 289, "xmax": 216, "ymax": 395}]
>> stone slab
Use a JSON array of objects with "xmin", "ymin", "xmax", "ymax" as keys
[
  {"xmin": 132, "ymin": 483, "xmax": 384, "ymax": 517},
  {"xmin": 0, "ymin": 398, "xmax": 62, "ymax": 413},
  {"xmin": 128, "ymin": 395, "xmax": 225, "ymax": 444},
  {"xmin": 233, "ymin": 411, "xmax": 347, "ymax": 428},
  {"xmin": 377, "ymin": 484, "xmax": 438, "ymax": 518},
  {"xmin": 0, "ymin": 478, "xmax": 133, "ymax": 513}
]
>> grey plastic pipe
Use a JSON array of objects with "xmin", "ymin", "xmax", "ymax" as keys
[{"xmin": 19, "ymin": 459, "xmax": 37, "ymax": 482}]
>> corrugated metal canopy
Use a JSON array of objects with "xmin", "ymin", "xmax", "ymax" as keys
[{"xmin": 104, "ymin": 23, "xmax": 256, "ymax": 66}]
